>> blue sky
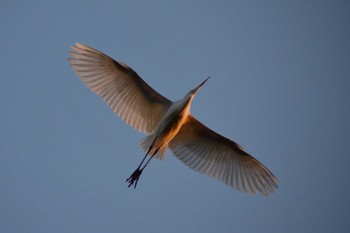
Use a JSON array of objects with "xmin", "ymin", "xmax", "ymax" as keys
[{"xmin": 1, "ymin": 1, "xmax": 350, "ymax": 232}]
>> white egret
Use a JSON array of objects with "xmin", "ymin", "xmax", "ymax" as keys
[{"xmin": 68, "ymin": 43, "xmax": 278, "ymax": 195}]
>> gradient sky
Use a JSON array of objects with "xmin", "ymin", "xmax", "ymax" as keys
[{"xmin": 1, "ymin": 1, "xmax": 350, "ymax": 233}]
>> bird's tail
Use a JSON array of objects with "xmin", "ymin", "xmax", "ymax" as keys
[{"xmin": 139, "ymin": 135, "xmax": 167, "ymax": 160}]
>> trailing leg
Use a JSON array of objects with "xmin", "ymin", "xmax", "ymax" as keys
[{"xmin": 126, "ymin": 139, "xmax": 158, "ymax": 188}]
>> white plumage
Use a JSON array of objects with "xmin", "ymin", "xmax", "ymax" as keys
[{"xmin": 68, "ymin": 43, "xmax": 278, "ymax": 195}]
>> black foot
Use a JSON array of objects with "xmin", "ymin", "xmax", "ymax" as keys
[{"xmin": 126, "ymin": 168, "xmax": 143, "ymax": 188}]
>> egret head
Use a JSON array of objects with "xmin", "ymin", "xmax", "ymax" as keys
[{"xmin": 188, "ymin": 76, "xmax": 211, "ymax": 96}]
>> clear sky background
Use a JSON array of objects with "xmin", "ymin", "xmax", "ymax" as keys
[{"xmin": 1, "ymin": 1, "xmax": 349, "ymax": 233}]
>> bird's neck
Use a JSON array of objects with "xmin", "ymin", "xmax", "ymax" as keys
[{"xmin": 176, "ymin": 95, "xmax": 193, "ymax": 115}]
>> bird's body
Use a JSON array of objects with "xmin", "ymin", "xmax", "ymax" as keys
[
  {"xmin": 68, "ymin": 43, "xmax": 278, "ymax": 195},
  {"xmin": 140, "ymin": 81, "xmax": 206, "ymax": 160},
  {"xmin": 140, "ymin": 100, "xmax": 189, "ymax": 160}
]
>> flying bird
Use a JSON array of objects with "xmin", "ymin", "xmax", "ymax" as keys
[{"xmin": 68, "ymin": 43, "xmax": 278, "ymax": 196}]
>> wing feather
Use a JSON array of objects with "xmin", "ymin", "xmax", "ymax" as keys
[
  {"xmin": 170, "ymin": 115, "xmax": 278, "ymax": 196},
  {"xmin": 68, "ymin": 43, "xmax": 172, "ymax": 133}
]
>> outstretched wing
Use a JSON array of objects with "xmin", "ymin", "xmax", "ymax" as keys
[
  {"xmin": 170, "ymin": 115, "xmax": 278, "ymax": 196},
  {"xmin": 68, "ymin": 43, "xmax": 172, "ymax": 134}
]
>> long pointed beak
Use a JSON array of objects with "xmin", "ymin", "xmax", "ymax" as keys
[{"xmin": 192, "ymin": 76, "xmax": 211, "ymax": 94}]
